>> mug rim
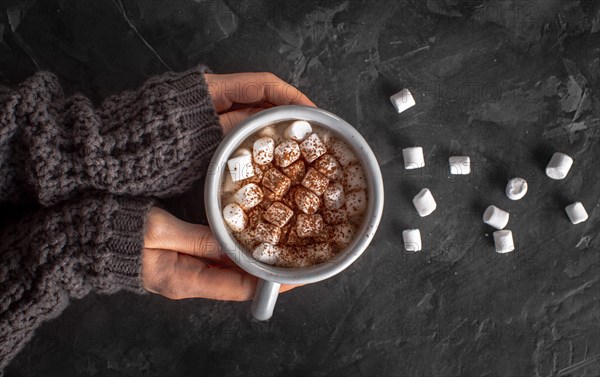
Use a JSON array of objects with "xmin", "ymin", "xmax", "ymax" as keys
[{"xmin": 204, "ymin": 105, "xmax": 384, "ymax": 285}]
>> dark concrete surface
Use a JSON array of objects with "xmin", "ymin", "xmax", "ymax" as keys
[{"xmin": 1, "ymin": 0, "xmax": 599, "ymax": 376}]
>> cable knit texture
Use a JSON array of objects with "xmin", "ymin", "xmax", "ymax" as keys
[
  {"xmin": 0, "ymin": 66, "xmax": 224, "ymax": 371},
  {"xmin": 0, "ymin": 193, "xmax": 155, "ymax": 370},
  {"xmin": 0, "ymin": 66, "xmax": 223, "ymax": 205}
]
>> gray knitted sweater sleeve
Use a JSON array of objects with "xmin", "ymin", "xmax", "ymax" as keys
[
  {"xmin": 0, "ymin": 193, "xmax": 155, "ymax": 370},
  {"xmin": 0, "ymin": 66, "xmax": 223, "ymax": 205}
]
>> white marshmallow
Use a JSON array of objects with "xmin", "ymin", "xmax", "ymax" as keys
[
  {"xmin": 449, "ymin": 156, "xmax": 470, "ymax": 175},
  {"xmin": 402, "ymin": 229, "xmax": 422, "ymax": 252},
  {"xmin": 506, "ymin": 178, "xmax": 528, "ymax": 200},
  {"xmin": 233, "ymin": 147, "xmax": 251, "ymax": 157},
  {"xmin": 252, "ymin": 137, "xmax": 275, "ymax": 165},
  {"xmin": 258, "ymin": 126, "xmax": 283, "ymax": 144},
  {"xmin": 233, "ymin": 183, "xmax": 263, "ymax": 211},
  {"xmin": 222, "ymin": 171, "xmax": 236, "ymax": 194},
  {"xmin": 330, "ymin": 141, "xmax": 358, "ymax": 167},
  {"xmin": 403, "ymin": 147, "xmax": 425, "ymax": 170},
  {"xmin": 412, "ymin": 188, "xmax": 436, "ymax": 217},
  {"xmin": 222, "ymin": 203, "xmax": 247, "ymax": 232},
  {"xmin": 483, "ymin": 205, "xmax": 509, "ymax": 230},
  {"xmin": 546, "ymin": 152, "xmax": 573, "ymax": 180},
  {"xmin": 344, "ymin": 164, "xmax": 367, "ymax": 191},
  {"xmin": 253, "ymin": 243, "xmax": 283, "ymax": 265},
  {"xmin": 346, "ymin": 190, "xmax": 367, "ymax": 217},
  {"xmin": 390, "ymin": 89, "xmax": 416, "ymax": 113},
  {"xmin": 565, "ymin": 202, "xmax": 588, "ymax": 224},
  {"xmin": 306, "ymin": 242, "xmax": 334, "ymax": 263},
  {"xmin": 227, "ymin": 154, "xmax": 254, "ymax": 182},
  {"xmin": 323, "ymin": 183, "xmax": 345, "ymax": 210},
  {"xmin": 274, "ymin": 140, "xmax": 301, "ymax": 168},
  {"xmin": 284, "ymin": 120, "xmax": 312, "ymax": 141},
  {"xmin": 299, "ymin": 133, "xmax": 327, "ymax": 163},
  {"xmin": 493, "ymin": 230, "xmax": 515, "ymax": 253},
  {"xmin": 332, "ymin": 223, "xmax": 356, "ymax": 245}
]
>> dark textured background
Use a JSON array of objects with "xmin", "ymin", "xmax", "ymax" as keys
[{"xmin": 1, "ymin": 0, "xmax": 599, "ymax": 376}]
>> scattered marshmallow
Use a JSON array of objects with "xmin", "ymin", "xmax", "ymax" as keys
[
  {"xmin": 546, "ymin": 152, "xmax": 573, "ymax": 180},
  {"xmin": 449, "ymin": 156, "xmax": 471, "ymax": 175},
  {"xmin": 314, "ymin": 154, "xmax": 341, "ymax": 180},
  {"xmin": 403, "ymin": 147, "xmax": 425, "ymax": 170},
  {"xmin": 222, "ymin": 203, "xmax": 247, "ymax": 232},
  {"xmin": 506, "ymin": 178, "xmax": 528, "ymax": 200},
  {"xmin": 344, "ymin": 164, "xmax": 367, "ymax": 191},
  {"xmin": 254, "ymin": 222, "xmax": 282, "ymax": 245},
  {"xmin": 252, "ymin": 137, "xmax": 275, "ymax": 165},
  {"xmin": 483, "ymin": 205, "xmax": 509, "ymax": 230},
  {"xmin": 262, "ymin": 168, "xmax": 291, "ymax": 197},
  {"xmin": 264, "ymin": 202, "xmax": 294, "ymax": 228},
  {"xmin": 565, "ymin": 202, "xmax": 588, "ymax": 224},
  {"xmin": 323, "ymin": 183, "xmax": 345, "ymax": 210},
  {"xmin": 402, "ymin": 229, "xmax": 422, "ymax": 252},
  {"xmin": 227, "ymin": 154, "xmax": 254, "ymax": 182},
  {"xmin": 493, "ymin": 230, "xmax": 515, "ymax": 253},
  {"xmin": 253, "ymin": 243, "xmax": 283, "ymax": 265},
  {"xmin": 296, "ymin": 214, "xmax": 323, "ymax": 237},
  {"xmin": 390, "ymin": 89, "xmax": 416, "ymax": 113},
  {"xmin": 322, "ymin": 209, "xmax": 348, "ymax": 225},
  {"xmin": 294, "ymin": 187, "xmax": 321, "ymax": 214},
  {"xmin": 274, "ymin": 140, "xmax": 301, "ymax": 168},
  {"xmin": 299, "ymin": 133, "xmax": 327, "ymax": 163},
  {"xmin": 301, "ymin": 168, "xmax": 329, "ymax": 196},
  {"xmin": 412, "ymin": 188, "xmax": 436, "ymax": 217},
  {"xmin": 284, "ymin": 120, "xmax": 312, "ymax": 141},
  {"xmin": 330, "ymin": 141, "xmax": 358, "ymax": 167},
  {"xmin": 346, "ymin": 190, "xmax": 367, "ymax": 217}
]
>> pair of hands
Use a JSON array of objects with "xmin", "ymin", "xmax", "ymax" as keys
[{"xmin": 142, "ymin": 73, "xmax": 315, "ymax": 301}]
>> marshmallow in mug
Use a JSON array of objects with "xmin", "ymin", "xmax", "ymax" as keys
[
  {"xmin": 233, "ymin": 183, "xmax": 264, "ymax": 211},
  {"xmin": 402, "ymin": 229, "xmax": 422, "ymax": 252},
  {"xmin": 493, "ymin": 230, "xmax": 515, "ymax": 253},
  {"xmin": 252, "ymin": 137, "xmax": 275, "ymax": 165},
  {"xmin": 403, "ymin": 147, "xmax": 425, "ymax": 170},
  {"xmin": 565, "ymin": 202, "xmax": 588, "ymax": 224},
  {"xmin": 390, "ymin": 89, "xmax": 416, "ymax": 113},
  {"xmin": 483, "ymin": 205, "xmax": 509, "ymax": 230},
  {"xmin": 253, "ymin": 243, "xmax": 283, "ymax": 265},
  {"xmin": 222, "ymin": 203, "xmax": 247, "ymax": 232},
  {"xmin": 284, "ymin": 120, "xmax": 312, "ymax": 141},
  {"xmin": 412, "ymin": 188, "xmax": 436, "ymax": 217},
  {"xmin": 227, "ymin": 154, "xmax": 255, "ymax": 182},
  {"xmin": 323, "ymin": 183, "xmax": 345, "ymax": 210},
  {"xmin": 546, "ymin": 152, "xmax": 573, "ymax": 180}
]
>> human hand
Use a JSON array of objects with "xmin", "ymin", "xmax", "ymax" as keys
[
  {"xmin": 205, "ymin": 72, "xmax": 316, "ymax": 134},
  {"xmin": 142, "ymin": 206, "xmax": 297, "ymax": 300}
]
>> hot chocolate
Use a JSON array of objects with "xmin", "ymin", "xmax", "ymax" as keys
[{"xmin": 221, "ymin": 120, "xmax": 368, "ymax": 268}]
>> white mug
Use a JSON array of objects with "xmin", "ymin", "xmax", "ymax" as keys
[{"xmin": 204, "ymin": 106, "xmax": 384, "ymax": 320}]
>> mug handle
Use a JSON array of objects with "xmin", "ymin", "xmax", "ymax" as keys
[{"xmin": 250, "ymin": 279, "xmax": 280, "ymax": 321}]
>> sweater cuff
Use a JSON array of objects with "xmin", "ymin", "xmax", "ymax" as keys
[{"xmin": 95, "ymin": 196, "xmax": 155, "ymax": 294}]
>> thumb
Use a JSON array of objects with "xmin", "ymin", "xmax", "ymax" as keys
[
  {"xmin": 145, "ymin": 207, "xmax": 224, "ymax": 261},
  {"xmin": 219, "ymin": 107, "xmax": 267, "ymax": 135}
]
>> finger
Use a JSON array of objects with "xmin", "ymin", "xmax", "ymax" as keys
[
  {"xmin": 219, "ymin": 107, "xmax": 265, "ymax": 135},
  {"xmin": 147, "ymin": 209, "xmax": 225, "ymax": 261},
  {"xmin": 209, "ymin": 73, "xmax": 316, "ymax": 112},
  {"xmin": 176, "ymin": 254, "xmax": 258, "ymax": 301}
]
